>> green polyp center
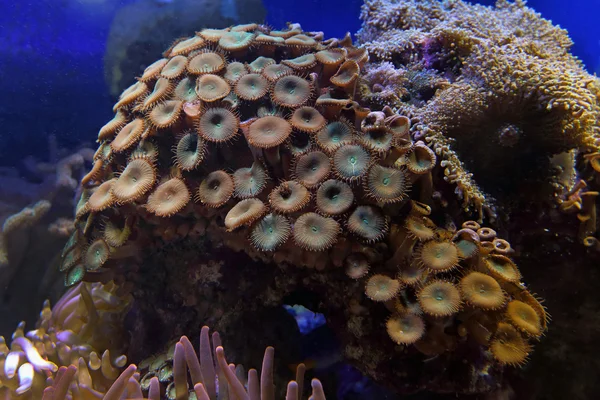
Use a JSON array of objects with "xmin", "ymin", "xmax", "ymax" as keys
[
  {"xmin": 382, "ymin": 176, "xmax": 390, "ymax": 186},
  {"xmin": 349, "ymin": 156, "xmax": 357, "ymax": 165},
  {"xmin": 362, "ymin": 218, "xmax": 369, "ymax": 225},
  {"xmin": 267, "ymin": 226, "xmax": 274, "ymax": 234},
  {"xmin": 311, "ymin": 226, "xmax": 319, "ymax": 233}
]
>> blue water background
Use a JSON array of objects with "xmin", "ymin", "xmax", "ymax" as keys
[{"xmin": 0, "ymin": 0, "xmax": 598, "ymax": 166}]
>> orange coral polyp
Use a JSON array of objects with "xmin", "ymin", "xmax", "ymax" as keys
[
  {"xmin": 112, "ymin": 158, "xmax": 156, "ymax": 203},
  {"xmin": 365, "ymin": 164, "xmax": 409, "ymax": 203},
  {"xmin": 292, "ymin": 212, "xmax": 340, "ymax": 251},
  {"xmin": 417, "ymin": 280, "xmax": 462, "ymax": 316},
  {"xmin": 247, "ymin": 116, "xmax": 292, "ymax": 148},
  {"xmin": 195, "ymin": 74, "xmax": 230, "ymax": 102},
  {"xmin": 290, "ymin": 106, "xmax": 327, "ymax": 133},
  {"xmin": 459, "ymin": 272, "xmax": 505, "ymax": 310},
  {"xmin": 315, "ymin": 179, "xmax": 354, "ymax": 216},
  {"xmin": 187, "ymin": 51, "xmax": 226, "ymax": 74},
  {"xmin": 418, "ymin": 240, "xmax": 460, "ymax": 273},
  {"xmin": 490, "ymin": 322, "xmax": 531, "ymax": 366},
  {"xmin": 484, "ymin": 254, "xmax": 522, "ymax": 282},
  {"xmin": 271, "ymin": 75, "xmax": 311, "ymax": 107},
  {"xmin": 506, "ymin": 300, "xmax": 543, "ymax": 337},
  {"xmin": 148, "ymin": 100, "xmax": 183, "ymax": 129},
  {"xmin": 294, "ymin": 151, "xmax": 331, "ymax": 188},
  {"xmin": 224, "ymin": 198, "xmax": 267, "ymax": 231},
  {"xmin": 161, "ymin": 55, "xmax": 188, "ymax": 79},
  {"xmin": 88, "ymin": 179, "xmax": 117, "ymax": 212},
  {"xmin": 386, "ymin": 314, "xmax": 426, "ymax": 345},
  {"xmin": 197, "ymin": 107, "xmax": 239, "ymax": 142},
  {"xmin": 196, "ymin": 170, "xmax": 234, "ymax": 208},
  {"xmin": 347, "ymin": 205, "xmax": 388, "ymax": 242},
  {"xmin": 365, "ymin": 274, "xmax": 401, "ymax": 302},
  {"xmin": 146, "ymin": 178, "xmax": 191, "ymax": 217},
  {"xmin": 269, "ymin": 181, "xmax": 311, "ymax": 214},
  {"xmin": 234, "ymin": 73, "xmax": 269, "ymax": 100},
  {"xmin": 111, "ymin": 119, "xmax": 144, "ymax": 152}
]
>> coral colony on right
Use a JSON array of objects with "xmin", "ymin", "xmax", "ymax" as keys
[{"xmin": 1, "ymin": 0, "xmax": 599, "ymax": 398}]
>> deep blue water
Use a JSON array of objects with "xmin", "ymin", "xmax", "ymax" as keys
[{"xmin": 0, "ymin": 0, "xmax": 598, "ymax": 166}]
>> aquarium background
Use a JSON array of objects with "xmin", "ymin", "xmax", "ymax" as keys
[{"xmin": 0, "ymin": 0, "xmax": 599, "ymax": 399}]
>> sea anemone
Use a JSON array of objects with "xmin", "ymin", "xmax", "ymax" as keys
[
  {"xmin": 484, "ymin": 254, "xmax": 522, "ymax": 282},
  {"xmin": 87, "ymin": 179, "xmax": 116, "ymax": 212},
  {"xmin": 170, "ymin": 36, "xmax": 205, "ymax": 56},
  {"xmin": 397, "ymin": 260, "xmax": 426, "ymax": 286},
  {"xmin": 146, "ymin": 178, "xmax": 190, "ymax": 217},
  {"xmin": 404, "ymin": 215, "xmax": 436, "ymax": 241},
  {"xmin": 111, "ymin": 119, "xmax": 144, "ymax": 152},
  {"xmin": 269, "ymin": 181, "xmax": 311, "ymax": 214},
  {"xmin": 418, "ymin": 240, "xmax": 460, "ymax": 273},
  {"xmin": 292, "ymin": 212, "xmax": 340, "ymax": 251},
  {"xmin": 218, "ymin": 31, "xmax": 254, "ymax": 52},
  {"xmin": 247, "ymin": 116, "xmax": 292, "ymax": 148},
  {"xmin": 459, "ymin": 272, "xmax": 505, "ymax": 310},
  {"xmin": 98, "ymin": 112, "xmax": 126, "ymax": 141},
  {"xmin": 174, "ymin": 132, "xmax": 206, "ymax": 171},
  {"xmin": 282, "ymin": 54, "xmax": 317, "ymax": 71},
  {"xmin": 196, "ymin": 170, "xmax": 234, "ymax": 207},
  {"xmin": 406, "ymin": 142, "xmax": 437, "ymax": 174},
  {"xmin": 452, "ymin": 229, "xmax": 480, "ymax": 259},
  {"xmin": 316, "ymin": 120, "xmax": 354, "ymax": 153},
  {"xmin": 517, "ymin": 290, "xmax": 550, "ymax": 332},
  {"xmin": 365, "ymin": 274, "xmax": 401, "ymax": 302},
  {"xmin": 103, "ymin": 217, "xmax": 132, "ymax": 248},
  {"xmin": 113, "ymin": 81, "xmax": 148, "ymax": 110},
  {"xmin": 506, "ymin": 300, "xmax": 542, "ymax": 337},
  {"xmin": 131, "ymin": 140, "xmax": 159, "ymax": 163},
  {"xmin": 386, "ymin": 314, "xmax": 425, "ymax": 345},
  {"xmin": 262, "ymin": 64, "xmax": 293, "ymax": 82},
  {"xmin": 288, "ymin": 131, "xmax": 313, "ymax": 155},
  {"xmin": 139, "ymin": 58, "xmax": 168, "ymax": 82},
  {"xmin": 347, "ymin": 205, "xmax": 388, "ymax": 242},
  {"xmin": 187, "ymin": 51, "xmax": 226, "ymax": 74},
  {"xmin": 248, "ymin": 56, "xmax": 276, "ymax": 73},
  {"xmin": 112, "ymin": 158, "xmax": 156, "ymax": 203},
  {"xmin": 197, "ymin": 107, "xmax": 239, "ymax": 142},
  {"xmin": 234, "ymin": 73, "xmax": 269, "ymax": 101},
  {"xmin": 195, "ymin": 75, "xmax": 231, "ymax": 102},
  {"xmin": 148, "ymin": 100, "xmax": 183, "ymax": 129},
  {"xmin": 233, "ymin": 162, "xmax": 268, "ymax": 198},
  {"xmin": 271, "ymin": 75, "xmax": 312, "ymax": 107},
  {"xmin": 84, "ymin": 239, "xmax": 110, "ymax": 271},
  {"xmin": 161, "ymin": 55, "xmax": 188, "ymax": 79},
  {"xmin": 250, "ymin": 213, "xmax": 291, "ymax": 251},
  {"xmin": 224, "ymin": 198, "xmax": 267, "ymax": 231},
  {"xmin": 417, "ymin": 280, "xmax": 462, "ymax": 316},
  {"xmin": 140, "ymin": 78, "xmax": 173, "ymax": 111},
  {"xmin": 333, "ymin": 144, "xmax": 371, "ymax": 181},
  {"xmin": 361, "ymin": 128, "xmax": 394, "ymax": 153},
  {"xmin": 290, "ymin": 107, "xmax": 327, "ymax": 133},
  {"xmin": 490, "ymin": 322, "xmax": 531, "ymax": 366},
  {"xmin": 294, "ymin": 151, "xmax": 331, "ymax": 188},
  {"xmin": 330, "ymin": 60, "xmax": 359, "ymax": 89},
  {"xmin": 224, "ymin": 62, "xmax": 248, "ymax": 83},
  {"xmin": 365, "ymin": 164, "xmax": 409, "ymax": 203},
  {"xmin": 315, "ymin": 179, "xmax": 354, "ymax": 216},
  {"xmin": 345, "ymin": 253, "xmax": 370, "ymax": 279}
]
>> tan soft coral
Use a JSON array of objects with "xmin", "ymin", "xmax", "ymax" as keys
[{"xmin": 357, "ymin": 0, "xmax": 600, "ymax": 223}]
